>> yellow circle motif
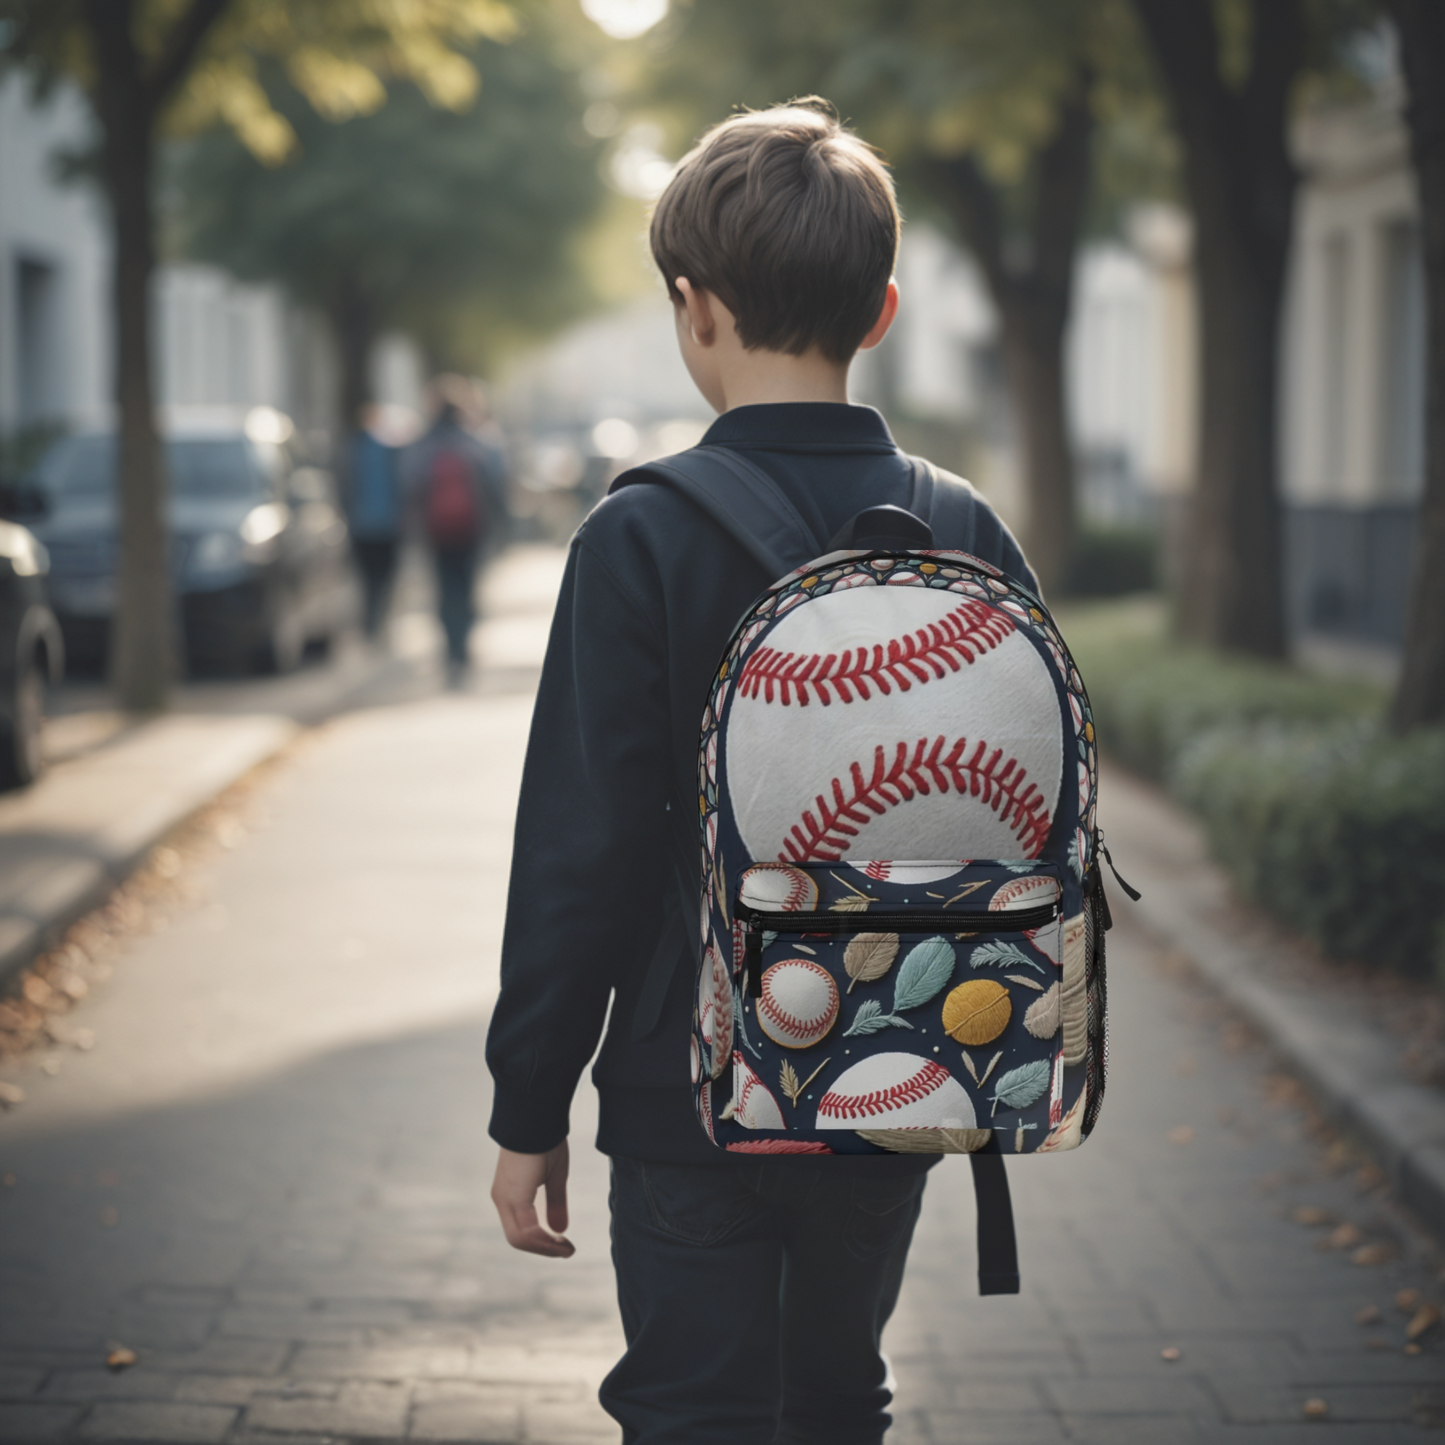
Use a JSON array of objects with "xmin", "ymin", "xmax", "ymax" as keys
[
  {"xmin": 1085, "ymin": 721, "xmax": 1095, "ymax": 742},
  {"xmin": 941, "ymin": 979, "xmax": 1012, "ymax": 1046},
  {"xmin": 919, "ymin": 563, "xmax": 937, "ymax": 574}
]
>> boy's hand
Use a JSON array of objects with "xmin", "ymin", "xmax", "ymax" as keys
[{"xmin": 491, "ymin": 1142, "xmax": 575, "ymax": 1258}]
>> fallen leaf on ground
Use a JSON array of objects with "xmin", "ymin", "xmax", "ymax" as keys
[
  {"xmin": 99, "ymin": 1207, "xmax": 119, "ymax": 1228},
  {"xmin": 1326, "ymin": 1223, "xmax": 1363, "ymax": 1249},
  {"xmin": 1406, "ymin": 1304, "xmax": 1441, "ymax": 1341},
  {"xmin": 1293, "ymin": 1206, "xmax": 1331, "ymax": 1226},
  {"xmin": 21, "ymin": 976, "xmax": 54, "ymax": 1008},
  {"xmin": 58, "ymin": 973, "xmax": 88, "ymax": 1001},
  {"xmin": 40, "ymin": 1056, "xmax": 59, "ymax": 1076},
  {"xmin": 1160, "ymin": 1346, "xmax": 1182, "ymax": 1362},
  {"xmin": 1356, "ymin": 1164, "xmax": 1385, "ymax": 1190},
  {"xmin": 1355, "ymin": 1305, "xmax": 1382, "ymax": 1325},
  {"xmin": 1352, "ymin": 1242, "xmax": 1394, "ymax": 1267},
  {"xmin": 105, "ymin": 1347, "xmax": 136, "ymax": 1371},
  {"xmin": 1405, "ymin": 1342, "xmax": 1423, "ymax": 1355},
  {"xmin": 1396, "ymin": 1288, "xmax": 1423, "ymax": 1313},
  {"xmin": 1167, "ymin": 1125, "xmax": 1194, "ymax": 1146},
  {"xmin": 1, "ymin": 1173, "xmax": 14, "ymax": 1188},
  {"xmin": 0, "ymin": 1081, "xmax": 24, "ymax": 1107},
  {"xmin": 1302, "ymin": 1399, "xmax": 1329, "ymax": 1419}
]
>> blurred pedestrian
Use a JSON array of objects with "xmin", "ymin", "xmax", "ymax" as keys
[
  {"xmin": 404, "ymin": 379, "xmax": 506, "ymax": 683},
  {"xmin": 342, "ymin": 404, "xmax": 403, "ymax": 641}
]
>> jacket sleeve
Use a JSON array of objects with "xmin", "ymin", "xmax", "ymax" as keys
[{"xmin": 485, "ymin": 524, "xmax": 671, "ymax": 1153}]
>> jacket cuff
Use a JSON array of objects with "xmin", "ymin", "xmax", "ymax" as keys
[{"xmin": 488, "ymin": 1078, "xmax": 573, "ymax": 1155}]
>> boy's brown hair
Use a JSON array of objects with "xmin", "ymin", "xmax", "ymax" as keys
[{"xmin": 650, "ymin": 99, "xmax": 900, "ymax": 365}]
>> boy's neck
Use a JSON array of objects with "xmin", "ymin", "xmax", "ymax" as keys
[{"xmin": 715, "ymin": 349, "xmax": 852, "ymax": 412}]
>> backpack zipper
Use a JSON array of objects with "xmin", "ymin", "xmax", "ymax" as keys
[{"xmin": 735, "ymin": 900, "xmax": 1061, "ymax": 997}]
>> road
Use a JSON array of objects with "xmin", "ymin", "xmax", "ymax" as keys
[{"xmin": 1, "ymin": 546, "xmax": 1443, "ymax": 1443}]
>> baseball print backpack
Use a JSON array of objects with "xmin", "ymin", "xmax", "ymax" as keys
[{"xmin": 619, "ymin": 446, "xmax": 1131, "ymax": 1294}]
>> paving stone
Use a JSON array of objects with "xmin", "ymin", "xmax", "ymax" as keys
[
  {"xmin": 0, "ymin": 1367, "xmax": 44, "ymax": 1400},
  {"xmin": 0, "ymin": 1404, "xmax": 82, "ymax": 1440},
  {"xmin": 244, "ymin": 1381, "xmax": 410, "ymax": 1438},
  {"xmin": 77, "ymin": 1400, "xmax": 237, "ymax": 1442},
  {"xmin": 407, "ymin": 1382, "xmax": 524, "ymax": 1441}
]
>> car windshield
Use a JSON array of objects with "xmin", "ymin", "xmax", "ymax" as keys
[{"xmin": 32, "ymin": 435, "xmax": 268, "ymax": 501}]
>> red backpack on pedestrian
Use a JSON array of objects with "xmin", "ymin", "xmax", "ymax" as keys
[{"xmin": 425, "ymin": 447, "xmax": 485, "ymax": 548}]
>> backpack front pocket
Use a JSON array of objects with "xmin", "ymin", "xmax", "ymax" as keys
[{"xmin": 722, "ymin": 860, "xmax": 1076, "ymax": 1152}]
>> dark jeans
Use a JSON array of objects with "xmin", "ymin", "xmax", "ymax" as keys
[
  {"xmin": 351, "ymin": 536, "xmax": 399, "ymax": 638},
  {"xmin": 432, "ymin": 543, "xmax": 479, "ymax": 665},
  {"xmin": 602, "ymin": 1157, "xmax": 927, "ymax": 1445}
]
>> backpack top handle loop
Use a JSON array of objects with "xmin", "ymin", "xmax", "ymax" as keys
[{"xmin": 825, "ymin": 503, "xmax": 934, "ymax": 554}]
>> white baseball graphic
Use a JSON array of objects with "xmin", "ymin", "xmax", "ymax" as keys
[
  {"xmin": 732, "ymin": 1054, "xmax": 786, "ymax": 1130},
  {"xmin": 724, "ymin": 587, "xmax": 1062, "ymax": 864},
  {"xmin": 757, "ymin": 959, "xmax": 839, "ymax": 1049},
  {"xmin": 816, "ymin": 1053, "xmax": 977, "ymax": 1131},
  {"xmin": 697, "ymin": 939, "xmax": 733, "ymax": 1080},
  {"xmin": 989, "ymin": 875, "xmax": 1061, "ymax": 913},
  {"xmin": 738, "ymin": 864, "xmax": 819, "ymax": 913},
  {"xmin": 850, "ymin": 860, "xmax": 970, "ymax": 885}
]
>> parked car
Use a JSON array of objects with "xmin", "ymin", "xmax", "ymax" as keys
[
  {"xmin": 0, "ymin": 520, "xmax": 63, "ymax": 788},
  {"xmin": 24, "ymin": 409, "xmax": 355, "ymax": 675}
]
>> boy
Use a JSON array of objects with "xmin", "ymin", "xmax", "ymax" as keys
[{"xmin": 486, "ymin": 100, "xmax": 1037, "ymax": 1444}]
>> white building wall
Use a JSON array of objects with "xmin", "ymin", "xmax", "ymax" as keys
[
  {"xmin": 0, "ymin": 75, "xmax": 111, "ymax": 435},
  {"xmin": 1283, "ymin": 99, "xmax": 1422, "ymax": 506}
]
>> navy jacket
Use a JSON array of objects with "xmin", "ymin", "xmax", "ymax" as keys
[{"xmin": 485, "ymin": 403, "xmax": 1036, "ymax": 1163}]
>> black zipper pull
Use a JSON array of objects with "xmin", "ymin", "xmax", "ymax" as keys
[
  {"xmin": 1096, "ymin": 830, "xmax": 1141, "ymax": 902},
  {"xmin": 744, "ymin": 922, "xmax": 763, "ymax": 997}
]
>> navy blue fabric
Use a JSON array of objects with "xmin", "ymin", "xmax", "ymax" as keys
[
  {"xmin": 601, "ymin": 1156, "xmax": 926, "ymax": 1445},
  {"xmin": 485, "ymin": 402, "xmax": 1037, "ymax": 1162}
]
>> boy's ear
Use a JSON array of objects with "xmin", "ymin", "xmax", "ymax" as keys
[
  {"xmin": 674, "ymin": 277, "xmax": 719, "ymax": 348},
  {"xmin": 857, "ymin": 278, "xmax": 900, "ymax": 352}
]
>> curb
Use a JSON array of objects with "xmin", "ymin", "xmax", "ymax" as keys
[
  {"xmin": 0, "ymin": 714, "xmax": 299, "ymax": 990},
  {"xmin": 1104, "ymin": 766, "xmax": 1445, "ymax": 1240}
]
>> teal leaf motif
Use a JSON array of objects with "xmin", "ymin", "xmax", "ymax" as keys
[
  {"xmin": 843, "ymin": 999, "xmax": 914, "ymax": 1037},
  {"xmin": 970, "ymin": 940, "xmax": 1044, "ymax": 975},
  {"xmin": 989, "ymin": 1060, "xmax": 1051, "ymax": 1117},
  {"xmin": 891, "ymin": 937, "xmax": 955, "ymax": 1012},
  {"xmin": 1001, "ymin": 862, "xmax": 1037, "ymax": 874}
]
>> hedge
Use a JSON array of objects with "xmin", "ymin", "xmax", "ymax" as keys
[{"xmin": 1060, "ymin": 600, "xmax": 1445, "ymax": 977}]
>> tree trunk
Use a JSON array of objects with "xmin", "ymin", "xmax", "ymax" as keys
[
  {"xmin": 996, "ymin": 299, "xmax": 1074, "ymax": 593},
  {"xmin": 1182, "ymin": 190, "xmax": 1290, "ymax": 655},
  {"xmin": 1133, "ymin": 0, "xmax": 1300, "ymax": 659},
  {"xmin": 925, "ymin": 69, "xmax": 1092, "ymax": 598},
  {"xmin": 329, "ymin": 273, "xmax": 377, "ymax": 451},
  {"xmin": 90, "ymin": 3, "xmax": 173, "ymax": 710},
  {"xmin": 1387, "ymin": 0, "xmax": 1445, "ymax": 731}
]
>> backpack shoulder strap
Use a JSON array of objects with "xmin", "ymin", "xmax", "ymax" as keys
[{"xmin": 613, "ymin": 445, "xmax": 822, "ymax": 579}]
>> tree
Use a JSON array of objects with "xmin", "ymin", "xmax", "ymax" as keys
[
  {"xmin": 635, "ymin": 0, "xmax": 1160, "ymax": 596},
  {"xmin": 0, "ymin": 0, "xmax": 510, "ymax": 711},
  {"xmin": 1128, "ymin": 0, "xmax": 1305, "ymax": 659},
  {"xmin": 1385, "ymin": 0, "xmax": 1445, "ymax": 730},
  {"xmin": 172, "ymin": 26, "xmax": 607, "ymax": 436}
]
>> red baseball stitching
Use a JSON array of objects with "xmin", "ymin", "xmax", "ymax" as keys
[
  {"xmin": 738, "ymin": 599, "xmax": 1015, "ymax": 707},
  {"xmin": 760, "ymin": 966, "xmax": 836, "ymax": 1038},
  {"xmin": 818, "ymin": 1059, "xmax": 952, "ymax": 1120},
  {"xmin": 780, "ymin": 737, "xmax": 1053, "ymax": 864}
]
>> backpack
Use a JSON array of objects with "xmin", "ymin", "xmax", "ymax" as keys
[
  {"xmin": 617, "ymin": 445, "xmax": 1133, "ymax": 1296},
  {"xmin": 425, "ymin": 446, "xmax": 485, "ymax": 547}
]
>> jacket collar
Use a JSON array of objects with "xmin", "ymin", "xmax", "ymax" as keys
[{"xmin": 700, "ymin": 403, "xmax": 897, "ymax": 453}]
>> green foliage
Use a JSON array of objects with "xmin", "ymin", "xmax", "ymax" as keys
[
  {"xmin": 1063, "ymin": 524, "xmax": 1157, "ymax": 598},
  {"xmin": 1063, "ymin": 601, "xmax": 1444, "ymax": 976},
  {"xmin": 169, "ymin": 23, "xmax": 606, "ymax": 372},
  {"xmin": 1173, "ymin": 720, "xmax": 1445, "ymax": 975}
]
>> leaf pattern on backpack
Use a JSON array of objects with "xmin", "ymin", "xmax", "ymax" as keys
[
  {"xmin": 989, "ymin": 1060, "xmax": 1051, "ymax": 1117},
  {"xmin": 843, "ymin": 933, "xmax": 899, "ymax": 993},
  {"xmin": 891, "ymin": 937, "xmax": 955, "ymax": 1010},
  {"xmin": 969, "ymin": 940, "xmax": 1044, "ymax": 975},
  {"xmin": 843, "ymin": 999, "xmax": 913, "ymax": 1037}
]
